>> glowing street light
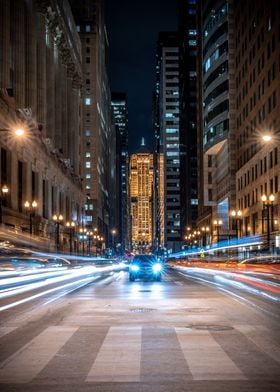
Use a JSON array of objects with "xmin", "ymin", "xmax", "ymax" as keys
[{"xmin": 24, "ymin": 200, "xmax": 38, "ymax": 235}]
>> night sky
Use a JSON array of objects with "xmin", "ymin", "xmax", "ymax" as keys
[{"xmin": 105, "ymin": 0, "xmax": 177, "ymax": 154}]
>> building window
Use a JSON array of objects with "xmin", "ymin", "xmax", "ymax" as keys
[
  {"xmin": 86, "ymin": 57, "xmax": 90, "ymax": 64},
  {"xmin": 85, "ymin": 152, "xmax": 91, "ymax": 158},
  {"xmin": 86, "ymin": 162, "xmax": 91, "ymax": 168},
  {"xmin": 76, "ymin": 25, "xmax": 80, "ymax": 32},
  {"xmin": 85, "ymin": 98, "xmax": 91, "ymax": 105},
  {"xmin": 85, "ymin": 25, "xmax": 91, "ymax": 32},
  {"xmin": 86, "ymin": 173, "xmax": 91, "ymax": 179},
  {"xmin": 85, "ymin": 130, "xmax": 91, "ymax": 136},
  {"xmin": 86, "ymin": 184, "xmax": 91, "ymax": 190}
]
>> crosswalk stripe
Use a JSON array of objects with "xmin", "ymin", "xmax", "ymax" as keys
[
  {"xmin": 86, "ymin": 326, "xmax": 142, "ymax": 382},
  {"xmin": 0, "ymin": 327, "xmax": 17, "ymax": 339},
  {"xmin": 175, "ymin": 327, "xmax": 246, "ymax": 380},
  {"xmin": 234, "ymin": 324, "xmax": 280, "ymax": 364},
  {"xmin": 0, "ymin": 326, "xmax": 77, "ymax": 383}
]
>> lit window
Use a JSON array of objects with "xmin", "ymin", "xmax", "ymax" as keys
[
  {"xmin": 191, "ymin": 199, "xmax": 198, "ymax": 205},
  {"xmin": 86, "ymin": 173, "xmax": 91, "ymax": 179},
  {"xmin": 165, "ymin": 113, "xmax": 173, "ymax": 118},
  {"xmin": 85, "ymin": 25, "xmax": 91, "ymax": 32},
  {"xmin": 85, "ymin": 130, "xmax": 91, "ymax": 136},
  {"xmin": 85, "ymin": 98, "xmax": 91, "ymax": 105},
  {"xmin": 86, "ymin": 184, "xmax": 91, "ymax": 189},
  {"xmin": 85, "ymin": 152, "xmax": 91, "ymax": 158},
  {"xmin": 76, "ymin": 25, "xmax": 80, "ymax": 32},
  {"xmin": 85, "ymin": 216, "xmax": 93, "ymax": 222},
  {"xmin": 166, "ymin": 128, "xmax": 178, "ymax": 133},
  {"xmin": 86, "ymin": 162, "xmax": 91, "ymax": 168},
  {"xmin": 189, "ymin": 40, "xmax": 196, "ymax": 46}
]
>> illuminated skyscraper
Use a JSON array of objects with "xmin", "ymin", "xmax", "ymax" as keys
[{"xmin": 129, "ymin": 140, "xmax": 154, "ymax": 252}]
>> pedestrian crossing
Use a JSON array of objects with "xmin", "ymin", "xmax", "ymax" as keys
[{"xmin": 0, "ymin": 324, "xmax": 279, "ymax": 384}]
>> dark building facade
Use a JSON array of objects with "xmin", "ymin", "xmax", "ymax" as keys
[
  {"xmin": 178, "ymin": 0, "xmax": 199, "ymax": 236},
  {"xmin": 111, "ymin": 92, "xmax": 129, "ymax": 252},
  {"xmin": 196, "ymin": 0, "xmax": 236, "ymax": 242},
  {"xmin": 155, "ymin": 32, "xmax": 182, "ymax": 253},
  {"xmin": 70, "ymin": 0, "xmax": 114, "ymax": 246},
  {"xmin": 234, "ymin": 0, "xmax": 280, "ymax": 247}
]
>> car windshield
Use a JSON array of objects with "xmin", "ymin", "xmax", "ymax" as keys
[{"xmin": 132, "ymin": 255, "xmax": 158, "ymax": 264}]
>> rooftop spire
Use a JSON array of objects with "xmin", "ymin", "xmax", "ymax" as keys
[{"xmin": 141, "ymin": 137, "xmax": 145, "ymax": 146}]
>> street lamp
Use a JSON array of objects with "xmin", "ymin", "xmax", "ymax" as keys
[
  {"xmin": 201, "ymin": 226, "xmax": 210, "ymax": 246},
  {"xmin": 24, "ymin": 200, "xmax": 38, "ymax": 235},
  {"xmin": 111, "ymin": 229, "xmax": 116, "ymax": 252},
  {"xmin": 79, "ymin": 227, "xmax": 87, "ymax": 256},
  {"xmin": 86, "ymin": 231, "xmax": 93, "ymax": 256},
  {"xmin": 213, "ymin": 219, "xmax": 223, "ymax": 244},
  {"xmin": 53, "ymin": 214, "xmax": 63, "ymax": 252},
  {"xmin": 261, "ymin": 194, "xmax": 275, "ymax": 251},
  {"xmin": 66, "ymin": 221, "xmax": 75, "ymax": 254},
  {"xmin": 0, "ymin": 185, "xmax": 9, "ymax": 224},
  {"xmin": 231, "ymin": 210, "xmax": 242, "ymax": 238}
]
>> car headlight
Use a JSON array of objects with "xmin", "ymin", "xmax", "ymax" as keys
[
  {"xmin": 152, "ymin": 263, "xmax": 162, "ymax": 273},
  {"xmin": 131, "ymin": 265, "xmax": 139, "ymax": 272}
]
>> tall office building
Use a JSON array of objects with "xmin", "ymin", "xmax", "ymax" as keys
[
  {"xmin": 111, "ymin": 92, "xmax": 129, "ymax": 252},
  {"xmin": 155, "ymin": 32, "xmax": 181, "ymax": 252},
  {"xmin": 129, "ymin": 141, "xmax": 153, "ymax": 253},
  {"xmin": 70, "ymin": 0, "xmax": 114, "ymax": 244},
  {"xmin": 234, "ymin": 0, "xmax": 279, "ymax": 245},
  {"xmin": 178, "ymin": 0, "xmax": 198, "ymax": 233},
  {"xmin": 197, "ymin": 0, "xmax": 236, "ymax": 240},
  {"xmin": 0, "ymin": 0, "xmax": 84, "ymax": 246}
]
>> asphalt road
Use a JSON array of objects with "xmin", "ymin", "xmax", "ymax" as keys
[{"xmin": 0, "ymin": 267, "xmax": 279, "ymax": 392}]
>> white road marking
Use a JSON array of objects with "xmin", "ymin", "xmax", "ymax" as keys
[
  {"xmin": 86, "ymin": 326, "xmax": 142, "ymax": 382},
  {"xmin": 175, "ymin": 327, "xmax": 246, "ymax": 380},
  {"xmin": 0, "ymin": 326, "xmax": 77, "ymax": 383}
]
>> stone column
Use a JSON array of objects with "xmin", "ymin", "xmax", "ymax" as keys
[
  {"xmin": 25, "ymin": 3, "xmax": 37, "ymax": 113},
  {"xmin": 46, "ymin": 35, "xmax": 55, "ymax": 141},
  {"xmin": 0, "ymin": 0, "xmax": 10, "ymax": 87},
  {"xmin": 36, "ymin": 12, "xmax": 47, "ymax": 127},
  {"xmin": 11, "ymin": 0, "xmax": 26, "ymax": 107},
  {"xmin": 54, "ymin": 51, "xmax": 62, "ymax": 150}
]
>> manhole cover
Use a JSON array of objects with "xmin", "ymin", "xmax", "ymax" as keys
[
  {"xmin": 138, "ymin": 290, "xmax": 152, "ymax": 292},
  {"xmin": 184, "ymin": 325, "xmax": 233, "ymax": 331},
  {"xmin": 130, "ymin": 307, "xmax": 156, "ymax": 313}
]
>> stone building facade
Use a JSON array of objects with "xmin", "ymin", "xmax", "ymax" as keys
[{"xmin": 0, "ymin": 0, "xmax": 85, "ymax": 250}]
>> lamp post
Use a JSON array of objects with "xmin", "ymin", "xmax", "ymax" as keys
[
  {"xmin": 201, "ymin": 226, "xmax": 210, "ymax": 246},
  {"xmin": 87, "ymin": 231, "xmax": 93, "ymax": 256},
  {"xmin": 231, "ymin": 210, "xmax": 242, "ymax": 238},
  {"xmin": 213, "ymin": 219, "xmax": 223, "ymax": 244},
  {"xmin": 66, "ymin": 221, "xmax": 75, "ymax": 255},
  {"xmin": 261, "ymin": 194, "xmax": 275, "ymax": 251},
  {"xmin": 53, "ymin": 214, "xmax": 63, "ymax": 252},
  {"xmin": 112, "ymin": 229, "xmax": 116, "ymax": 253},
  {"xmin": 0, "ymin": 185, "xmax": 9, "ymax": 224},
  {"xmin": 24, "ymin": 200, "xmax": 38, "ymax": 235},
  {"xmin": 79, "ymin": 227, "xmax": 87, "ymax": 256}
]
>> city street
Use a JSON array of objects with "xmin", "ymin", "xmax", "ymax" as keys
[{"xmin": 0, "ymin": 266, "xmax": 279, "ymax": 392}]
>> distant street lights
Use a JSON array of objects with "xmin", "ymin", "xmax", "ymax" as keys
[
  {"xmin": 213, "ymin": 219, "xmax": 223, "ymax": 243},
  {"xmin": 53, "ymin": 214, "xmax": 63, "ymax": 251},
  {"xmin": 231, "ymin": 210, "xmax": 242, "ymax": 238},
  {"xmin": 66, "ymin": 221, "xmax": 75, "ymax": 254},
  {"xmin": 0, "ymin": 185, "xmax": 9, "ymax": 224},
  {"xmin": 261, "ymin": 194, "xmax": 275, "ymax": 251},
  {"xmin": 24, "ymin": 200, "xmax": 38, "ymax": 235}
]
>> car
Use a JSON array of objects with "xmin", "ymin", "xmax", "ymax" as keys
[{"xmin": 129, "ymin": 255, "xmax": 162, "ymax": 281}]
